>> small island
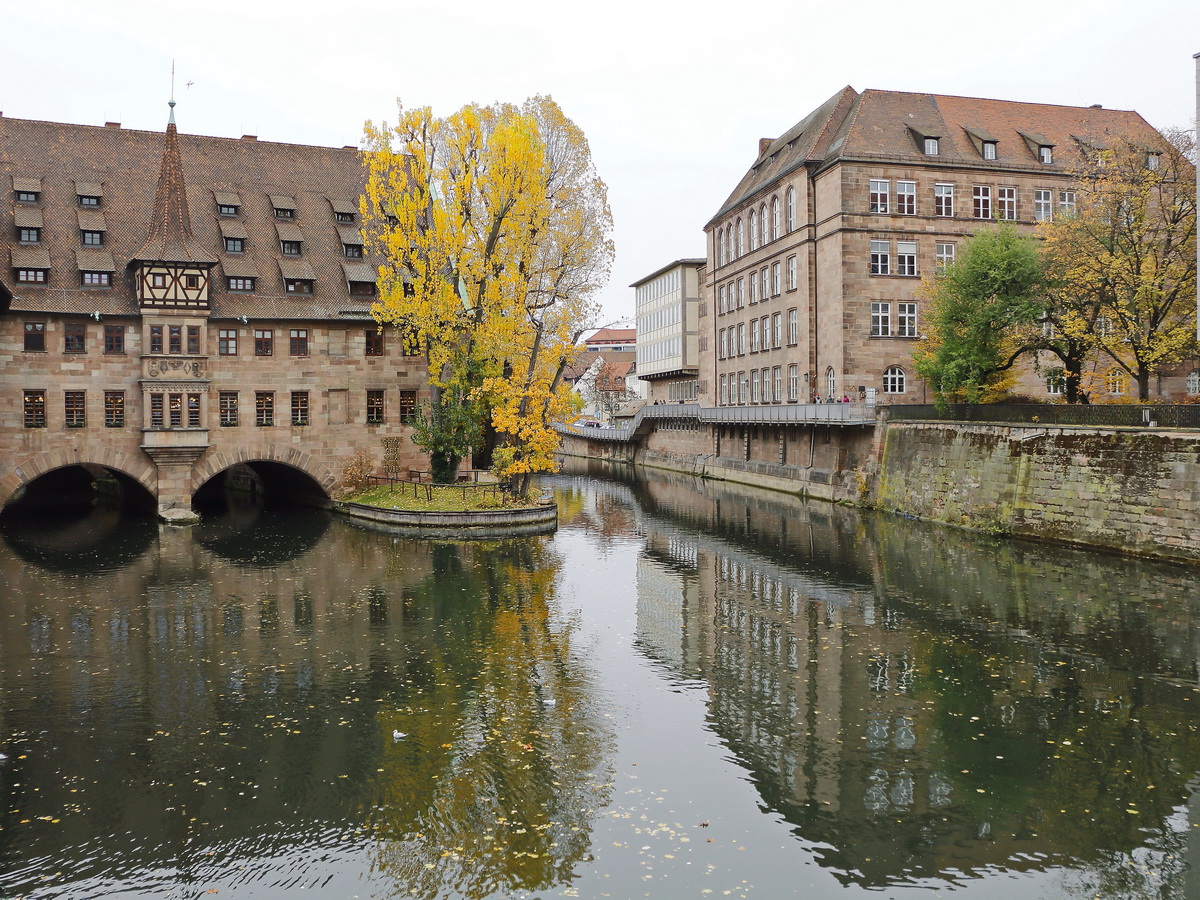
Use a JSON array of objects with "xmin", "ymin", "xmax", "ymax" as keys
[{"xmin": 334, "ymin": 480, "xmax": 558, "ymax": 539}]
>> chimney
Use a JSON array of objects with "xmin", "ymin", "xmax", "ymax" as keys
[
  {"xmin": 104, "ymin": 121, "xmax": 121, "ymax": 128},
  {"xmin": 343, "ymin": 145, "xmax": 357, "ymax": 150},
  {"xmin": 241, "ymin": 134, "xmax": 257, "ymax": 141},
  {"xmin": 1089, "ymin": 104, "xmax": 1103, "ymax": 109},
  {"xmin": 759, "ymin": 137, "xmax": 775, "ymax": 155}
]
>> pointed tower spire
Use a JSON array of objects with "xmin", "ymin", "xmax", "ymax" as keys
[{"xmin": 133, "ymin": 99, "xmax": 214, "ymax": 264}]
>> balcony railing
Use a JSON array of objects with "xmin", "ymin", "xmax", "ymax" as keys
[{"xmin": 557, "ymin": 401, "xmax": 877, "ymax": 442}]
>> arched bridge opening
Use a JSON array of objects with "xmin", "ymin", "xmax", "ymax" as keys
[
  {"xmin": 0, "ymin": 464, "xmax": 158, "ymax": 522},
  {"xmin": 192, "ymin": 461, "xmax": 332, "ymax": 515}
]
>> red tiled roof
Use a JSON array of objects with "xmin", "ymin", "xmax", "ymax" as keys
[{"xmin": 585, "ymin": 327, "xmax": 636, "ymax": 345}]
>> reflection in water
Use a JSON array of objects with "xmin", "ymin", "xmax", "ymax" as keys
[
  {"xmin": 3, "ymin": 465, "xmax": 1200, "ymax": 898},
  {"xmin": 0, "ymin": 498, "xmax": 157, "ymax": 575}
]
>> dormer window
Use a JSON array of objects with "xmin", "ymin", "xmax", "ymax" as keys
[
  {"xmin": 16, "ymin": 190, "xmax": 39, "ymax": 203},
  {"xmin": 285, "ymin": 278, "xmax": 313, "ymax": 294},
  {"xmin": 224, "ymin": 237, "xmax": 245, "ymax": 253},
  {"xmin": 343, "ymin": 243, "xmax": 363, "ymax": 259},
  {"xmin": 982, "ymin": 141, "xmax": 997, "ymax": 160},
  {"xmin": 215, "ymin": 191, "xmax": 242, "ymax": 217},
  {"xmin": 218, "ymin": 204, "xmax": 238, "ymax": 216},
  {"xmin": 281, "ymin": 240, "xmax": 302, "ymax": 257},
  {"xmin": 82, "ymin": 230, "xmax": 104, "ymax": 246},
  {"xmin": 78, "ymin": 195, "xmax": 101, "ymax": 207},
  {"xmin": 349, "ymin": 281, "xmax": 376, "ymax": 297},
  {"xmin": 275, "ymin": 207, "xmax": 294, "ymax": 219},
  {"xmin": 924, "ymin": 137, "xmax": 939, "ymax": 156},
  {"xmin": 1038, "ymin": 146, "xmax": 1053, "ymax": 164},
  {"xmin": 335, "ymin": 211, "xmax": 355, "ymax": 224},
  {"xmin": 16, "ymin": 268, "xmax": 47, "ymax": 283},
  {"xmin": 1147, "ymin": 153, "xmax": 1160, "ymax": 171},
  {"xmin": 19, "ymin": 227, "xmax": 40, "ymax": 244},
  {"xmin": 271, "ymin": 195, "xmax": 297, "ymax": 219}
]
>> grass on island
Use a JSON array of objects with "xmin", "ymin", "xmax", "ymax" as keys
[{"xmin": 343, "ymin": 482, "xmax": 542, "ymax": 513}]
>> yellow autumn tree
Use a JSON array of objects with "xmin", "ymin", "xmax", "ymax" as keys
[
  {"xmin": 362, "ymin": 97, "xmax": 614, "ymax": 489},
  {"xmin": 1038, "ymin": 129, "xmax": 1196, "ymax": 401}
]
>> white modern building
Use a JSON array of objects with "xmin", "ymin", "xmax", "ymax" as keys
[{"xmin": 632, "ymin": 258, "xmax": 704, "ymax": 402}]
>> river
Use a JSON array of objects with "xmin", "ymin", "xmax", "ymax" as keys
[{"xmin": 1, "ymin": 460, "xmax": 1199, "ymax": 899}]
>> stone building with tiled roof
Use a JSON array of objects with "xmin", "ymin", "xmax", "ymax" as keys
[
  {"xmin": 0, "ymin": 107, "xmax": 430, "ymax": 518},
  {"xmin": 703, "ymin": 87, "xmax": 1191, "ymax": 406}
]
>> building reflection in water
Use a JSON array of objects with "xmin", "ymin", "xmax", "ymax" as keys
[{"xmin": 562, "ymin": 460, "xmax": 1200, "ymax": 891}]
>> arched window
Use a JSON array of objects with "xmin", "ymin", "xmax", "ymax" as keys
[
  {"xmin": 884, "ymin": 366, "xmax": 906, "ymax": 394},
  {"xmin": 759, "ymin": 204, "xmax": 768, "ymax": 246},
  {"xmin": 716, "ymin": 229, "xmax": 725, "ymax": 267},
  {"xmin": 1187, "ymin": 370, "xmax": 1200, "ymax": 395},
  {"xmin": 726, "ymin": 225, "xmax": 733, "ymax": 263},
  {"xmin": 771, "ymin": 197, "xmax": 780, "ymax": 241},
  {"xmin": 736, "ymin": 218, "xmax": 744, "ymax": 257},
  {"xmin": 785, "ymin": 187, "xmax": 796, "ymax": 232},
  {"xmin": 826, "ymin": 367, "xmax": 837, "ymax": 399},
  {"xmin": 749, "ymin": 210, "xmax": 757, "ymax": 251}
]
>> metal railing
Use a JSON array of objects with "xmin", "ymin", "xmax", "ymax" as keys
[
  {"xmin": 557, "ymin": 401, "xmax": 877, "ymax": 442},
  {"xmin": 365, "ymin": 474, "xmax": 501, "ymax": 503},
  {"xmin": 886, "ymin": 403, "xmax": 1200, "ymax": 429}
]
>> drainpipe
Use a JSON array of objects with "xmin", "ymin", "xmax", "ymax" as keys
[{"xmin": 1195, "ymin": 51, "xmax": 1199, "ymax": 341}]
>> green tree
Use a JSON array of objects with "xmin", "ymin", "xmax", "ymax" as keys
[
  {"xmin": 914, "ymin": 225, "xmax": 1044, "ymax": 404},
  {"xmin": 1039, "ymin": 129, "xmax": 1197, "ymax": 401},
  {"xmin": 362, "ymin": 97, "xmax": 613, "ymax": 488}
]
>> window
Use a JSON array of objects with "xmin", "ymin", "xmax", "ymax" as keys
[
  {"xmin": 869, "ymin": 179, "xmax": 889, "ymax": 214},
  {"xmin": 1046, "ymin": 371, "xmax": 1066, "ymax": 395},
  {"xmin": 218, "ymin": 203, "xmax": 238, "ymax": 216},
  {"xmin": 285, "ymin": 279, "xmax": 313, "ymax": 294},
  {"xmin": 721, "ymin": 226, "xmax": 730, "ymax": 265},
  {"xmin": 788, "ymin": 308, "xmax": 798, "ymax": 345},
  {"xmin": 24, "ymin": 390, "xmax": 45, "ymax": 428},
  {"xmin": 150, "ymin": 273, "xmax": 167, "ymax": 288},
  {"xmin": 187, "ymin": 393, "xmax": 201, "ymax": 428},
  {"xmin": 748, "ymin": 210, "xmax": 757, "ymax": 251},
  {"xmin": 871, "ymin": 302, "xmax": 891, "ymax": 336},
  {"xmin": 1058, "ymin": 191, "xmax": 1077, "ymax": 217},
  {"xmin": 1039, "ymin": 146, "xmax": 1053, "ymax": 165},
  {"xmin": 18, "ymin": 227, "xmax": 40, "ymax": 243},
  {"xmin": 149, "ymin": 393, "xmax": 165, "ymax": 427},
  {"xmin": 884, "ymin": 366, "xmax": 906, "ymax": 394},
  {"xmin": 16, "ymin": 190, "xmax": 38, "ymax": 203},
  {"xmin": 750, "ymin": 369, "xmax": 759, "ymax": 403},
  {"xmin": 291, "ymin": 391, "xmax": 309, "ymax": 426},
  {"xmin": 736, "ymin": 219, "xmax": 744, "ymax": 256},
  {"xmin": 760, "ymin": 268, "xmax": 769, "ymax": 301},
  {"xmin": 718, "ymin": 285, "xmax": 727, "ymax": 315},
  {"xmin": 826, "ymin": 367, "xmax": 836, "ymax": 399},
  {"xmin": 896, "ymin": 241, "xmax": 917, "ymax": 276},
  {"xmin": 739, "ymin": 372, "xmax": 748, "ymax": 404},
  {"xmin": 1034, "ymin": 189, "xmax": 1053, "ymax": 222},
  {"xmin": 82, "ymin": 271, "xmax": 111, "ymax": 286},
  {"xmin": 719, "ymin": 374, "xmax": 728, "ymax": 406},
  {"xmin": 870, "ymin": 240, "xmax": 890, "ymax": 275},
  {"xmin": 719, "ymin": 328, "xmax": 727, "ymax": 359},
  {"xmin": 982, "ymin": 141, "xmax": 997, "ymax": 160},
  {"xmin": 227, "ymin": 276, "xmax": 255, "ymax": 292},
  {"xmin": 997, "ymin": 186, "xmax": 1016, "ymax": 221},
  {"xmin": 772, "ymin": 313, "xmax": 782, "ymax": 349},
  {"xmin": 168, "ymin": 325, "xmax": 182, "ymax": 354},
  {"xmin": 365, "ymin": 329, "xmax": 384, "ymax": 356},
  {"xmin": 224, "ymin": 237, "xmax": 244, "ymax": 253},
  {"xmin": 149, "ymin": 325, "xmax": 164, "ymax": 354},
  {"xmin": 896, "ymin": 181, "xmax": 916, "ymax": 215},
  {"xmin": 349, "ymin": 281, "xmax": 376, "ymax": 297},
  {"xmin": 184, "ymin": 274, "xmax": 199, "ymax": 290},
  {"xmin": 65, "ymin": 391, "xmax": 85, "ymax": 427},
  {"xmin": 64, "ymin": 322, "xmax": 85, "ymax": 353},
  {"xmin": 1147, "ymin": 153, "xmax": 1160, "ymax": 171},
  {"xmin": 787, "ymin": 255, "xmax": 797, "ymax": 291},
  {"xmin": 24, "ymin": 322, "xmax": 45, "ymax": 351},
  {"xmin": 785, "ymin": 187, "xmax": 796, "ymax": 232},
  {"xmin": 104, "ymin": 391, "xmax": 124, "ymax": 427},
  {"xmin": 934, "ymin": 183, "xmax": 954, "ymax": 217},
  {"xmin": 896, "ymin": 302, "xmax": 918, "ymax": 337},
  {"xmin": 289, "ymin": 329, "xmax": 309, "ymax": 356},
  {"xmin": 219, "ymin": 392, "xmax": 239, "ymax": 426},
  {"xmin": 924, "ymin": 137, "xmax": 939, "ymax": 156},
  {"xmin": 736, "ymin": 277, "xmax": 744, "ymax": 308},
  {"xmin": 344, "ymin": 243, "xmax": 363, "ymax": 259},
  {"xmin": 788, "ymin": 365, "xmax": 800, "ymax": 401},
  {"xmin": 255, "ymin": 392, "xmax": 275, "ymax": 426},
  {"xmin": 736, "ymin": 323, "xmax": 745, "ymax": 355},
  {"xmin": 973, "ymin": 185, "xmax": 991, "ymax": 219},
  {"xmin": 16, "ymin": 268, "xmax": 46, "ymax": 283},
  {"xmin": 366, "ymin": 390, "xmax": 385, "ymax": 424},
  {"xmin": 771, "ymin": 262, "xmax": 781, "ymax": 296},
  {"xmin": 748, "ymin": 275, "xmax": 757, "ymax": 305},
  {"xmin": 219, "ymin": 329, "xmax": 238, "ymax": 355},
  {"xmin": 81, "ymin": 230, "xmax": 104, "ymax": 246},
  {"xmin": 935, "ymin": 242, "xmax": 956, "ymax": 269},
  {"xmin": 187, "ymin": 326, "xmax": 200, "ymax": 354},
  {"xmin": 1187, "ymin": 371, "xmax": 1200, "ymax": 395},
  {"xmin": 1106, "ymin": 369, "xmax": 1126, "ymax": 395},
  {"xmin": 335, "ymin": 211, "xmax": 355, "ymax": 224},
  {"xmin": 773, "ymin": 367, "xmax": 782, "ymax": 403},
  {"xmin": 770, "ymin": 197, "xmax": 780, "ymax": 241},
  {"xmin": 254, "ymin": 329, "xmax": 273, "ymax": 356},
  {"xmin": 761, "ymin": 369, "xmax": 772, "ymax": 403},
  {"xmin": 761, "ymin": 318, "xmax": 770, "ymax": 352},
  {"xmin": 750, "ymin": 319, "xmax": 759, "ymax": 353},
  {"xmin": 104, "ymin": 325, "xmax": 124, "ymax": 354},
  {"xmin": 78, "ymin": 195, "xmax": 101, "ymax": 207},
  {"xmin": 759, "ymin": 204, "xmax": 768, "ymax": 246},
  {"xmin": 280, "ymin": 240, "xmax": 302, "ymax": 256},
  {"xmin": 399, "ymin": 390, "xmax": 418, "ymax": 422},
  {"xmin": 274, "ymin": 207, "xmax": 294, "ymax": 219}
]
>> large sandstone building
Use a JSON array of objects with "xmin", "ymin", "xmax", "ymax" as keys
[
  {"xmin": 701, "ymin": 87, "xmax": 1189, "ymax": 406},
  {"xmin": 0, "ymin": 106, "xmax": 429, "ymax": 518}
]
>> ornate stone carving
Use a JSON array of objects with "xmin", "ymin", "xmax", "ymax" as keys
[{"xmin": 145, "ymin": 357, "xmax": 206, "ymax": 379}]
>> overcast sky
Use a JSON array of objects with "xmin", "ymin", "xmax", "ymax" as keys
[{"xmin": 3, "ymin": 0, "xmax": 1197, "ymax": 326}]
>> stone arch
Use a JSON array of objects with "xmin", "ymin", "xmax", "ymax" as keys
[
  {"xmin": 193, "ymin": 444, "xmax": 340, "ymax": 501},
  {"xmin": 0, "ymin": 446, "xmax": 159, "ymax": 508}
]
